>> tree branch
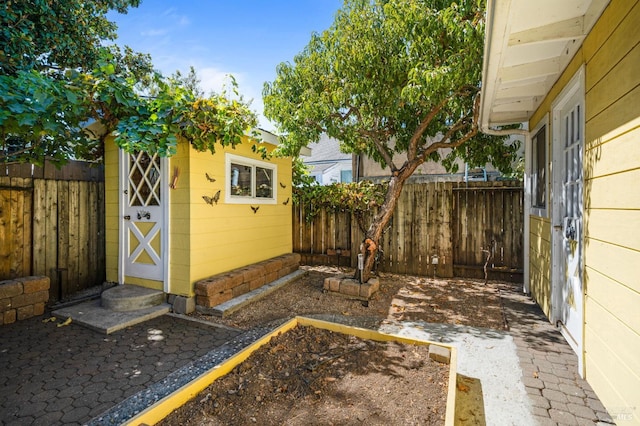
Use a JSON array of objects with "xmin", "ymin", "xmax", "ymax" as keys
[
  {"xmin": 417, "ymin": 93, "xmax": 481, "ymax": 163},
  {"xmin": 407, "ymin": 95, "xmax": 452, "ymax": 161}
]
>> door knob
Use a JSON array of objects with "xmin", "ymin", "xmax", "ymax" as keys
[{"xmin": 124, "ymin": 215, "xmax": 131, "ymax": 220}]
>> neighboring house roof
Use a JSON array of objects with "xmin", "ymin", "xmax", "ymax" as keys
[
  {"xmin": 303, "ymin": 134, "xmax": 352, "ymax": 164},
  {"xmin": 480, "ymin": 0, "xmax": 610, "ymax": 129},
  {"xmin": 309, "ymin": 162, "xmax": 339, "ymax": 174}
]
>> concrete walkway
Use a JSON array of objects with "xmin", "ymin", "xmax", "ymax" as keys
[{"xmin": 0, "ymin": 281, "xmax": 615, "ymax": 425}]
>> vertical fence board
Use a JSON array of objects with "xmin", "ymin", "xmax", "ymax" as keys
[
  {"xmin": 22, "ymin": 179, "xmax": 32, "ymax": 277},
  {"xmin": 67, "ymin": 181, "xmax": 79, "ymax": 294},
  {"xmin": 44, "ymin": 180, "xmax": 59, "ymax": 293},
  {"xmin": 292, "ymin": 205, "xmax": 301, "ymax": 253},
  {"xmin": 88, "ymin": 182, "xmax": 98, "ymax": 286},
  {"xmin": 57, "ymin": 181, "xmax": 69, "ymax": 299},
  {"xmin": 9, "ymin": 180, "xmax": 24, "ymax": 277},
  {"xmin": 0, "ymin": 179, "xmax": 11, "ymax": 276},
  {"xmin": 32, "ymin": 180, "xmax": 46, "ymax": 277},
  {"xmin": 77, "ymin": 181, "xmax": 90, "ymax": 291},
  {"xmin": 97, "ymin": 181, "xmax": 106, "ymax": 283},
  {"xmin": 441, "ymin": 182, "xmax": 454, "ymax": 277}
]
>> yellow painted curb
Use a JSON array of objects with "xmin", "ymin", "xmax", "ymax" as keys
[{"xmin": 125, "ymin": 316, "xmax": 457, "ymax": 426}]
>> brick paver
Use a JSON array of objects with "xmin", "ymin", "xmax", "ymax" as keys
[
  {"xmin": 500, "ymin": 283, "xmax": 615, "ymax": 425},
  {"xmin": 0, "ymin": 313, "xmax": 240, "ymax": 425}
]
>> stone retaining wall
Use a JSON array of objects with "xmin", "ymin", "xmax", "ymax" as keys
[
  {"xmin": 0, "ymin": 276, "xmax": 50, "ymax": 325},
  {"xmin": 194, "ymin": 253, "xmax": 300, "ymax": 308}
]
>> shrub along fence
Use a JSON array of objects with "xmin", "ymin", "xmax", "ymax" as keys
[
  {"xmin": 293, "ymin": 181, "xmax": 524, "ymax": 282},
  {"xmin": 0, "ymin": 160, "xmax": 105, "ymax": 302}
]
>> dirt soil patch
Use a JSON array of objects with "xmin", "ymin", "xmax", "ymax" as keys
[
  {"xmin": 176, "ymin": 266, "xmax": 509, "ymax": 425},
  {"xmin": 159, "ymin": 324, "xmax": 449, "ymax": 426},
  {"xmin": 195, "ymin": 266, "xmax": 507, "ymax": 331}
]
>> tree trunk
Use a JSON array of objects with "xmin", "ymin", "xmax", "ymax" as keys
[{"xmin": 357, "ymin": 171, "xmax": 411, "ymax": 283}]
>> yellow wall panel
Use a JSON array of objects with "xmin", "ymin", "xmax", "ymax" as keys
[
  {"xmin": 528, "ymin": 215, "xmax": 552, "ymax": 315},
  {"xmin": 585, "ymin": 2, "xmax": 640, "ymax": 91},
  {"xmin": 186, "ymin": 139, "xmax": 292, "ymax": 286},
  {"xmin": 585, "ymin": 239, "xmax": 640, "ymax": 294},
  {"xmin": 584, "ymin": 329, "xmax": 640, "ymax": 424},
  {"xmin": 585, "ymin": 124, "xmax": 640, "ymax": 178},
  {"xmin": 585, "ymin": 45, "xmax": 640, "ymax": 123},
  {"xmin": 104, "ymin": 137, "xmax": 120, "ymax": 284},
  {"xmin": 586, "ymin": 84, "xmax": 640, "ymax": 145},
  {"xmin": 586, "ymin": 268, "xmax": 640, "ymax": 338},
  {"xmin": 582, "ymin": 0, "xmax": 637, "ymax": 64},
  {"xmin": 123, "ymin": 276, "xmax": 163, "ymax": 291},
  {"xmin": 585, "ymin": 209, "xmax": 640, "ymax": 251},
  {"xmin": 587, "ymin": 169, "xmax": 640, "ymax": 210}
]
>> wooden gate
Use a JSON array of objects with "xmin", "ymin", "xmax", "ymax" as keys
[{"xmin": 0, "ymin": 161, "xmax": 105, "ymax": 302}]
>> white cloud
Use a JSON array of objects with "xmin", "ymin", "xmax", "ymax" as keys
[
  {"xmin": 198, "ymin": 67, "xmax": 234, "ymax": 95},
  {"xmin": 160, "ymin": 7, "xmax": 190, "ymax": 27},
  {"xmin": 141, "ymin": 28, "xmax": 168, "ymax": 37}
]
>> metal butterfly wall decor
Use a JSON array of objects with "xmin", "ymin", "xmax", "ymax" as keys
[{"xmin": 202, "ymin": 190, "xmax": 220, "ymax": 205}]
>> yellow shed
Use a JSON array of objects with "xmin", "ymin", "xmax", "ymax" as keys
[
  {"xmin": 103, "ymin": 130, "xmax": 294, "ymax": 308},
  {"xmin": 480, "ymin": 0, "xmax": 640, "ymax": 422}
]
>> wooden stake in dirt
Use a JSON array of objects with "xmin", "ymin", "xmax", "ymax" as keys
[{"xmin": 481, "ymin": 247, "xmax": 491, "ymax": 285}]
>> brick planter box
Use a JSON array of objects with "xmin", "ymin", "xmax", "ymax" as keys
[
  {"xmin": 194, "ymin": 254, "xmax": 300, "ymax": 309},
  {"xmin": 323, "ymin": 275, "xmax": 380, "ymax": 300},
  {"xmin": 0, "ymin": 276, "xmax": 50, "ymax": 325}
]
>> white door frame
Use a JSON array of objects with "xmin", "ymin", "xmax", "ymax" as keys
[
  {"xmin": 551, "ymin": 67, "xmax": 585, "ymax": 376},
  {"xmin": 118, "ymin": 149, "xmax": 170, "ymax": 292}
]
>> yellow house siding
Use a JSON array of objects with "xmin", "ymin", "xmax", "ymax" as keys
[
  {"xmin": 104, "ymin": 136, "xmax": 120, "ymax": 283},
  {"xmin": 167, "ymin": 140, "xmax": 192, "ymax": 296},
  {"xmin": 185, "ymin": 141, "xmax": 292, "ymax": 294},
  {"xmin": 585, "ymin": 319, "xmax": 640, "ymax": 423},
  {"xmin": 528, "ymin": 216, "xmax": 552, "ymax": 315},
  {"xmin": 522, "ymin": 0, "xmax": 640, "ymax": 417},
  {"xmin": 581, "ymin": 0, "xmax": 640, "ymax": 420}
]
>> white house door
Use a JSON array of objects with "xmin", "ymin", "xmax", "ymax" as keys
[
  {"xmin": 121, "ymin": 150, "xmax": 165, "ymax": 282},
  {"xmin": 553, "ymin": 85, "xmax": 584, "ymax": 366}
]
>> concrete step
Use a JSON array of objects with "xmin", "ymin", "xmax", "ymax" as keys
[
  {"xmin": 52, "ymin": 300, "xmax": 170, "ymax": 334},
  {"xmin": 101, "ymin": 285, "xmax": 165, "ymax": 312}
]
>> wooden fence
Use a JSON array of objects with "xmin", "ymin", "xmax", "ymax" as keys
[
  {"xmin": 0, "ymin": 160, "xmax": 105, "ymax": 302},
  {"xmin": 293, "ymin": 181, "xmax": 524, "ymax": 281}
]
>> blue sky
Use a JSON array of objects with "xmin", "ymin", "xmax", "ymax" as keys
[{"xmin": 109, "ymin": 1, "xmax": 344, "ymax": 130}]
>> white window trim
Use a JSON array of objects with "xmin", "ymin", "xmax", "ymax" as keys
[
  {"xmin": 225, "ymin": 153, "xmax": 277, "ymax": 204},
  {"xmin": 530, "ymin": 114, "xmax": 549, "ymax": 218}
]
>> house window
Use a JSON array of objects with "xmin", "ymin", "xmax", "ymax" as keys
[
  {"xmin": 531, "ymin": 124, "xmax": 547, "ymax": 213},
  {"xmin": 225, "ymin": 154, "xmax": 277, "ymax": 204}
]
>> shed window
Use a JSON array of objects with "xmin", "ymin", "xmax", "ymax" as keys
[
  {"xmin": 226, "ymin": 154, "xmax": 277, "ymax": 204},
  {"xmin": 531, "ymin": 125, "xmax": 547, "ymax": 213}
]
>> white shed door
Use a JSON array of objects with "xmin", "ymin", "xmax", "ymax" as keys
[{"xmin": 121, "ymin": 151, "xmax": 164, "ymax": 281}]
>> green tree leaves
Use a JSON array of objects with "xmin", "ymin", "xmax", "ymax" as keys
[
  {"xmin": 263, "ymin": 0, "xmax": 518, "ymax": 174},
  {"xmin": 264, "ymin": 0, "xmax": 520, "ymax": 282},
  {"xmin": 1, "ymin": 1, "xmax": 257, "ymax": 165}
]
